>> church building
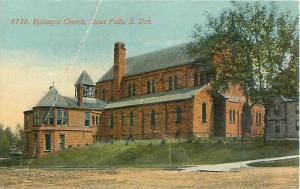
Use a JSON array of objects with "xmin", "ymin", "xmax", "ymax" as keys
[{"xmin": 22, "ymin": 42, "xmax": 265, "ymax": 157}]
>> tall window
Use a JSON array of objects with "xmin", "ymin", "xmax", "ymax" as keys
[
  {"xmin": 34, "ymin": 134, "xmax": 38, "ymax": 152},
  {"xmin": 150, "ymin": 110, "xmax": 156, "ymax": 126},
  {"xmin": 43, "ymin": 112, "xmax": 48, "ymax": 125},
  {"xmin": 45, "ymin": 134, "xmax": 51, "ymax": 151},
  {"xmin": 202, "ymin": 103, "xmax": 207, "ymax": 123},
  {"xmin": 129, "ymin": 112, "xmax": 134, "ymax": 127},
  {"xmin": 174, "ymin": 75, "xmax": 178, "ymax": 89},
  {"xmin": 176, "ymin": 106, "xmax": 182, "ymax": 123},
  {"xmin": 296, "ymin": 104, "xmax": 299, "ymax": 114},
  {"xmin": 63, "ymin": 111, "xmax": 68, "ymax": 125},
  {"xmin": 95, "ymin": 116, "xmax": 98, "ymax": 126},
  {"xmin": 59, "ymin": 134, "xmax": 65, "ymax": 150},
  {"xmin": 168, "ymin": 77, "xmax": 173, "ymax": 90},
  {"xmin": 147, "ymin": 80, "xmax": 155, "ymax": 93},
  {"xmin": 85, "ymin": 112, "xmax": 90, "ymax": 127},
  {"xmin": 49, "ymin": 110, "xmax": 54, "ymax": 126},
  {"xmin": 57, "ymin": 110, "xmax": 62, "ymax": 125},
  {"xmin": 194, "ymin": 73, "xmax": 199, "ymax": 86},
  {"xmin": 256, "ymin": 113, "xmax": 259, "ymax": 125},
  {"xmin": 102, "ymin": 88, "xmax": 106, "ymax": 100},
  {"xmin": 109, "ymin": 114, "xmax": 114, "ymax": 128},
  {"xmin": 151, "ymin": 80, "xmax": 155, "ymax": 93},
  {"xmin": 147, "ymin": 81, "xmax": 151, "ymax": 94},
  {"xmin": 275, "ymin": 121, "xmax": 280, "ymax": 133},
  {"xmin": 57, "ymin": 110, "xmax": 68, "ymax": 126},
  {"xmin": 232, "ymin": 110, "xmax": 236, "ymax": 122},
  {"xmin": 296, "ymin": 120, "xmax": 299, "ymax": 131},
  {"xmin": 132, "ymin": 84, "xmax": 136, "ymax": 96},
  {"xmin": 34, "ymin": 110, "xmax": 40, "ymax": 126},
  {"xmin": 92, "ymin": 115, "xmax": 95, "ymax": 125},
  {"xmin": 25, "ymin": 114, "xmax": 29, "ymax": 129},
  {"xmin": 128, "ymin": 84, "xmax": 136, "ymax": 97},
  {"xmin": 229, "ymin": 110, "xmax": 232, "ymax": 122}
]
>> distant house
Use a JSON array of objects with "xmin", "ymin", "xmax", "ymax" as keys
[
  {"xmin": 267, "ymin": 97, "xmax": 299, "ymax": 138},
  {"xmin": 22, "ymin": 42, "xmax": 265, "ymax": 157}
]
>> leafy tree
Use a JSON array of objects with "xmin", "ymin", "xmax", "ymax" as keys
[
  {"xmin": 188, "ymin": 1, "xmax": 298, "ymax": 142},
  {"xmin": 0, "ymin": 124, "xmax": 23, "ymax": 156}
]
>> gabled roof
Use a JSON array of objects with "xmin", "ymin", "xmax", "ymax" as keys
[
  {"xmin": 35, "ymin": 86, "xmax": 106, "ymax": 110},
  {"xmin": 281, "ymin": 96, "xmax": 298, "ymax": 102},
  {"xmin": 105, "ymin": 85, "xmax": 208, "ymax": 109},
  {"xmin": 75, "ymin": 70, "xmax": 95, "ymax": 86},
  {"xmin": 97, "ymin": 43, "xmax": 196, "ymax": 83}
]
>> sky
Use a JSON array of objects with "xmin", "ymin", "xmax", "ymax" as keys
[{"xmin": 0, "ymin": 0, "xmax": 298, "ymax": 131}]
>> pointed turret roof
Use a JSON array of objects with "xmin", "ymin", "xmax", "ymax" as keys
[
  {"xmin": 34, "ymin": 86, "xmax": 106, "ymax": 109},
  {"xmin": 74, "ymin": 70, "xmax": 95, "ymax": 86},
  {"xmin": 35, "ymin": 86, "xmax": 69, "ymax": 108}
]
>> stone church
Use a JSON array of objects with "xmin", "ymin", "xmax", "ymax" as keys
[{"xmin": 22, "ymin": 42, "xmax": 265, "ymax": 157}]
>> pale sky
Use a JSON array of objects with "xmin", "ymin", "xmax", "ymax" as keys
[{"xmin": 0, "ymin": 0, "xmax": 298, "ymax": 131}]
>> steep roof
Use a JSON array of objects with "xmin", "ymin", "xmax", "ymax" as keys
[
  {"xmin": 97, "ymin": 43, "xmax": 195, "ymax": 83},
  {"xmin": 35, "ymin": 86, "xmax": 69, "ymax": 108},
  {"xmin": 105, "ymin": 85, "xmax": 208, "ymax": 109},
  {"xmin": 75, "ymin": 70, "xmax": 95, "ymax": 86},
  {"xmin": 35, "ymin": 86, "xmax": 106, "ymax": 110}
]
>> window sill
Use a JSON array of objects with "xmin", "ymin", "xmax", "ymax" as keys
[{"xmin": 43, "ymin": 150, "xmax": 52, "ymax": 152}]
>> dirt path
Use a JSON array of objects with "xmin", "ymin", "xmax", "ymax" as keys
[
  {"xmin": 179, "ymin": 155, "xmax": 299, "ymax": 172},
  {"xmin": 0, "ymin": 167, "xmax": 298, "ymax": 189}
]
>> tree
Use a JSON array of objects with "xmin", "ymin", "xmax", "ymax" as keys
[
  {"xmin": 188, "ymin": 1, "xmax": 298, "ymax": 142},
  {"xmin": 0, "ymin": 124, "xmax": 23, "ymax": 156}
]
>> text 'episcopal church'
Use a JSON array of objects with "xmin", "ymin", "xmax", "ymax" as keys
[{"xmin": 23, "ymin": 42, "xmax": 265, "ymax": 157}]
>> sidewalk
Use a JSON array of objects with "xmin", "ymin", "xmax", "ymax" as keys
[{"xmin": 177, "ymin": 155, "xmax": 299, "ymax": 172}]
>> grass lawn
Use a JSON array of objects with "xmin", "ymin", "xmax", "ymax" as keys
[
  {"xmin": 1, "ymin": 138, "xmax": 298, "ymax": 168},
  {"xmin": 28, "ymin": 138, "xmax": 299, "ymax": 168},
  {"xmin": 249, "ymin": 158, "xmax": 299, "ymax": 167}
]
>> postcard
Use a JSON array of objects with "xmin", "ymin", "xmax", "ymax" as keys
[{"xmin": 0, "ymin": 1, "xmax": 298, "ymax": 188}]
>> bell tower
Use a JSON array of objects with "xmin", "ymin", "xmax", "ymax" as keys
[{"xmin": 74, "ymin": 70, "xmax": 95, "ymax": 105}]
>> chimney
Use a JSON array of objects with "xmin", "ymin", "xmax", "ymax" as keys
[
  {"xmin": 77, "ymin": 84, "xmax": 84, "ymax": 106},
  {"xmin": 113, "ymin": 42, "xmax": 126, "ymax": 100}
]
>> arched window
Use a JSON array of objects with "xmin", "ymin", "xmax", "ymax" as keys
[
  {"xmin": 150, "ymin": 110, "xmax": 156, "ymax": 126},
  {"xmin": 202, "ymin": 103, "xmax": 207, "ymax": 123},
  {"xmin": 176, "ymin": 106, "xmax": 182, "ymax": 123},
  {"xmin": 129, "ymin": 112, "xmax": 134, "ymax": 127}
]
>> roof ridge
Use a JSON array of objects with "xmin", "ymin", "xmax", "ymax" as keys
[{"xmin": 127, "ymin": 43, "xmax": 188, "ymax": 61}]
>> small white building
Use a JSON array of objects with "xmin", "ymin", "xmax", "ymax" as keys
[{"xmin": 267, "ymin": 97, "xmax": 299, "ymax": 138}]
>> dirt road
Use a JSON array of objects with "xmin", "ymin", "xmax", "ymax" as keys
[{"xmin": 0, "ymin": 167, "xmax": 298, "ymax": 189}]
